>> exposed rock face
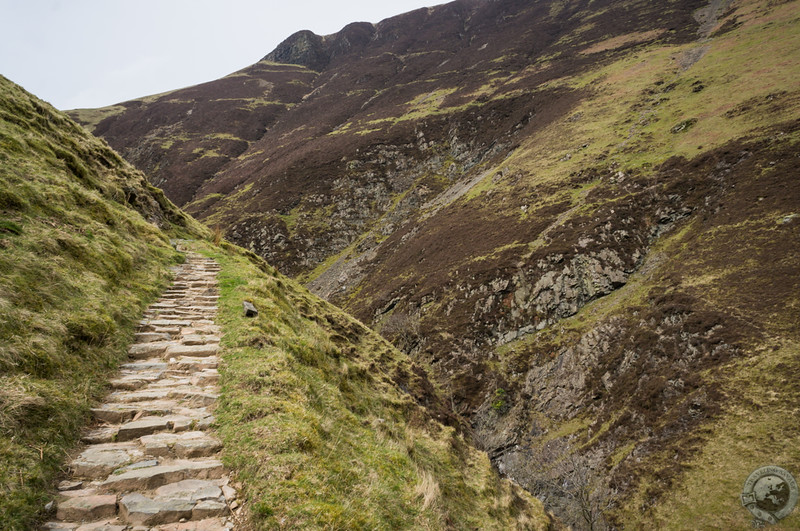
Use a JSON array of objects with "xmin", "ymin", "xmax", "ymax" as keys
[{"xmin": 265, "ymin": 30, "xmax": 329, "ymax": 70}]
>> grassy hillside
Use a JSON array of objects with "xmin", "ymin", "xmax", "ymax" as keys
[
  {"xmin": 197, "ymin": 240, "xmax": 550, "ymax": 529},
  {"xmin": 0, "ymin": 76, "xmax": 551, "ymax": 529},
  {"xmin": 0, "ymin": 75, "xmax": 208, "ymax": 527}
]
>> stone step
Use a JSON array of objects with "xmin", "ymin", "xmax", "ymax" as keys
[
  {"xmin": 116, "ymin": 415, "xmax": 195, "ymax": 441},
  {"xmin": 109, "ymin": 388, "xmax": 177, "ymax": 404},
  {"xmin": 70, "ymin": 442, "xmax": 143, "ymax": 478},
  {"xmin": 165, "ymin": 344, "xmax": 220, "ymax": 358},
  {"xmin": 119, "ymin": 493, "xmax": 195, "ymax": 526},
  {"xmin": 55, "ymin": 495, "xmax": 118, "ymax": 523},
  {"xmin": 109, "ymin": 371, "xmax": 164, "ymax": 391},
  {"xmin": 134, "ymin": 332, "xmax": 174, "ymax": 343},
  {"xmin": 81, "ymin": 426, "xmax": 118, "ymax": 445},
  {"xmin": 140, "ymin": 432, "xmax": 222, "ymax": 458},
  {"xmin": 101, "ymin": 459, "xmax": 225, "ymax": 491},
  {"xmin": 190, "ymin": 370, "xmax": 220, "ymax": 387},
  {"xmin": 139, "ymin": 319, "xmax": 194, "ymax": 330},
  {"xmin": 120, "ymin": 360, "xmax": 169, "ymax": 371},
  {"xmin": 92, "ymin": 399, "xmax": 179, "ymax": 423},
  {"xmin": 181, "ymin": 335, "xmax": 221, "ymax": 346},
  {"xmin": 168, "ymin": 357, "xmax": 219, "ymax": 372},
  {"xmin": 128, "ymin": 342, "xmax": 174, "ymax": 359},
  {"xmin": 45, "ymin": 521, "xmax": 127, "ymax": 531}
]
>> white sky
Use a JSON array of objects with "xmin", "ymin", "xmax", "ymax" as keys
[{"xmin": 0, "ymin": 0, "xmax": 439, "ymax": 110}]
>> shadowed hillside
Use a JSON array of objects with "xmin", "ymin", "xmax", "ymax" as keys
[
  {"xmin": 70, "ymin": 0, "xmax": 800, "ymax": 527},
  {"xmin": 1, "ymin": 76, "xmax": 550, "ymax": 530}
]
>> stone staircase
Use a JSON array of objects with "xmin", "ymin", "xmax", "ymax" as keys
[{"xmin": 44, "ymin": 253, "xmax": 240, "ymax": 531}]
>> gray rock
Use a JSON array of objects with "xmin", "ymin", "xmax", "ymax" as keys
[
  {"xmin": 243, "ymin": 300, "xmax": 259, "ymax": 317},
  {"xmin": 55, "ymin": 494, "xmax": 117, "ymax": 521},
  {"xmin": 119, "ymin": 493, "xmax": 194, "ymax": 525},
  {"xmin": 81, "ymin": 426, "xmax": 118, "ymax": 444},
  {"xmin": 165, "ymin": 344, "xmax": 220, "ymax": 358},
  {"xmin": 121, "ymin": 459, "xmax": 159, "ymax": 471},
  {"xmin": 116, "ymin": 417, "xmax": 172, "ymax": 441},
  {"xmin": 192, "ymin": 499, "xmax": 228, "ymax": 520},
  {"xmin": 128, "ymin": 342, "xmax": 171, "ymax": 359},
  {"xmin": 155, "ymin": 479, "xmax": 222, "ymax": 501},
  {"xmin": 58, "ymin": 480, "xmax": 84, "ymax": 491},
  {"xmin": 43, "ymin": 522, "xmax": 79, "ymax": 530},
  {"xmin": 102, "ymin": 459, "xmax": 225, "ymax": 491},
  {"xmin": 70, "ymin": 443, "xmax": 142, "ymax": 478}
]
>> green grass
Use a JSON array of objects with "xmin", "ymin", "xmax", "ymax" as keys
[
  {"xmin": 65, "ymin": 105, "xmax": 127, "ymax": 132},
  {"xmin": 0, "ymin": 75, "xmax": 207, "ymax": 529},
  {"xmin": 193, "ymin": 241, "xmax": 550, "ymax": 529}
]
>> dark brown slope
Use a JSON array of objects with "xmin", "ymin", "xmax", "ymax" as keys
[
  {"xmin": 82, "ymin": 62, "xmax": 317, "ymax": 206},
  {"xmin": 72, "ymin": 0, "xmax": 705, "ymax": 275}
]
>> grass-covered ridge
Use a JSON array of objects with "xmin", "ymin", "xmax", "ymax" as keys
[
  {"xmin": 0, "ymin": 75, "xmax": 208, "ymax": 529},
  {"xmin": 194, "ymin": 239, "xmax": 550, "ymax": 529}
]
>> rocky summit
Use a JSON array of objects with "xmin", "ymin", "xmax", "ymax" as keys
[{"xmin": 6, "ymin": 0, "xmax": 800, "ymax": 528}]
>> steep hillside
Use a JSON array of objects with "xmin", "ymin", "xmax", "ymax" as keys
[
  {"xmin": 1, "ymin": 77, "xmax": 550, "ymax": 529},
  {"xmin": 70, "ymin": 0, "xmax": 800, "ymax": 527},
  {"xmin": 0, "ymin": 75, "xmax": 207, "ymax": 527}
]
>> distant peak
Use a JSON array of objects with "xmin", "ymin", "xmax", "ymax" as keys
[
  {"xmin": 263, "ymin": 30, "xmax": 328, "ymax": 71},
  {"xmin": 263, "ymin": 21, "xmax": 377, "ymax": 71}
]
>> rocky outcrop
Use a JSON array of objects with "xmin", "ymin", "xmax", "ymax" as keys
[{"xmin": 264, "ymin": 30, "xmax": 329, "ymax": 71}]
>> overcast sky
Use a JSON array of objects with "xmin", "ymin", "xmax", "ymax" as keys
[{"xmin": 0, "ymin": 0, "xmax": 440, "ymax": 110}]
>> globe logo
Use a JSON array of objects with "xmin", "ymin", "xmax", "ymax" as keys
[
  {"xmin": 742, "ymin": 466, "xmax": 798, "ymax": 525},
  {"xmin": 754, "ymin": 475, "xmax": 790, "ymax": 512}
]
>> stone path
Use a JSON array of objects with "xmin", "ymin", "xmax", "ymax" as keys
[{"xmin": 45, "ymin": 253, "xmax": 240, "ymax": 531}]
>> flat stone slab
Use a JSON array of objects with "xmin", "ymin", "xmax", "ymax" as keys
[
  {"xmin": 74, "ymin": 522, "xmax": 126, "ymax": 531},
  {"xmin": 81, "ymin": 427, "xmax": 118, "ymax": 445},
  {"xmin": 109, "ymin": 388, "xmax": 173, "ymax": 404},
  {"xmin": 120, "ymin": 361, "xmax": 168, "ymax": 371},
  {"xmin": 190, "ymin": 370, "xmax": 220, "ymax": 387},
  {"xmin": 140, "ymin": 432, "xmax": 222, "ymax": 458},
  {"xmin": 92, "ymin": 400, "xmax": 179, "ymax": 424},
  {"xmin": 165, "ymin": 344, "xmax": 219, "ymax": 358},
  {"xmin": 58, "ymin": 488, "xmax": 98, "ymax": 499},
  {"xmin": 192, "ymin": 500, "xmax": 228, "ymax": 520},
  {"xmin": 119, "ymin": 493, "xmax": 194, "ymax": 526},
  {"xmin": 181, "ymin": 335, "xmax": 220, "ymax": 346},
  {"xmin": 70, "ymin": 443, "xmax": 142, "ymax": 478},
  {"xmin": 141, "ymin": 319, "xmax": 193, "ymax": 328},
  {"xmin": 58, "ymin": 480, "xmax": 84, "ymax": 491},
  {"xmin": 152, "ymin": 326, "xmax": 182, "ymax": 336},
  {"xmin": 134, "ymin": 332, "xmax": 173, "ymax": 343},
  {"xmin": 56, "ymin": 494, "xmax": 117, "ymax": 521},
  {"xmin": 168, "ymin": 357, "xmax": 219, "ymax": 372},
  {"xmin": 102, "ymin": 459, "xmax": 225, "ymax": 491},
  {"xmin": 108, "ymin": 372, "xmax": 164, "ymax": 391},
  {"xmin": 149, "ymin": 377, "xmax": 193, "ymax": 388},
  {"xmin": 170, "ymin": 389, "xmax": 218, "ymax": 407},
  {"xmin": 116, "ymin": 417, "xmax": 171, "ymax": 441},
  {"xmin": 155, "ymin": 479, "xmax": 222, "ymax": 501},
  {"xmin": 128, "ymin": 342, "xmax": 173, "ymax": 359},
  {"xmin": 43, "ymin": 523, "xmax": 79, "ymax": 530},
  {"xmin": 155, "ymin": 516, "xmax": 228, "ymax": 531}
]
